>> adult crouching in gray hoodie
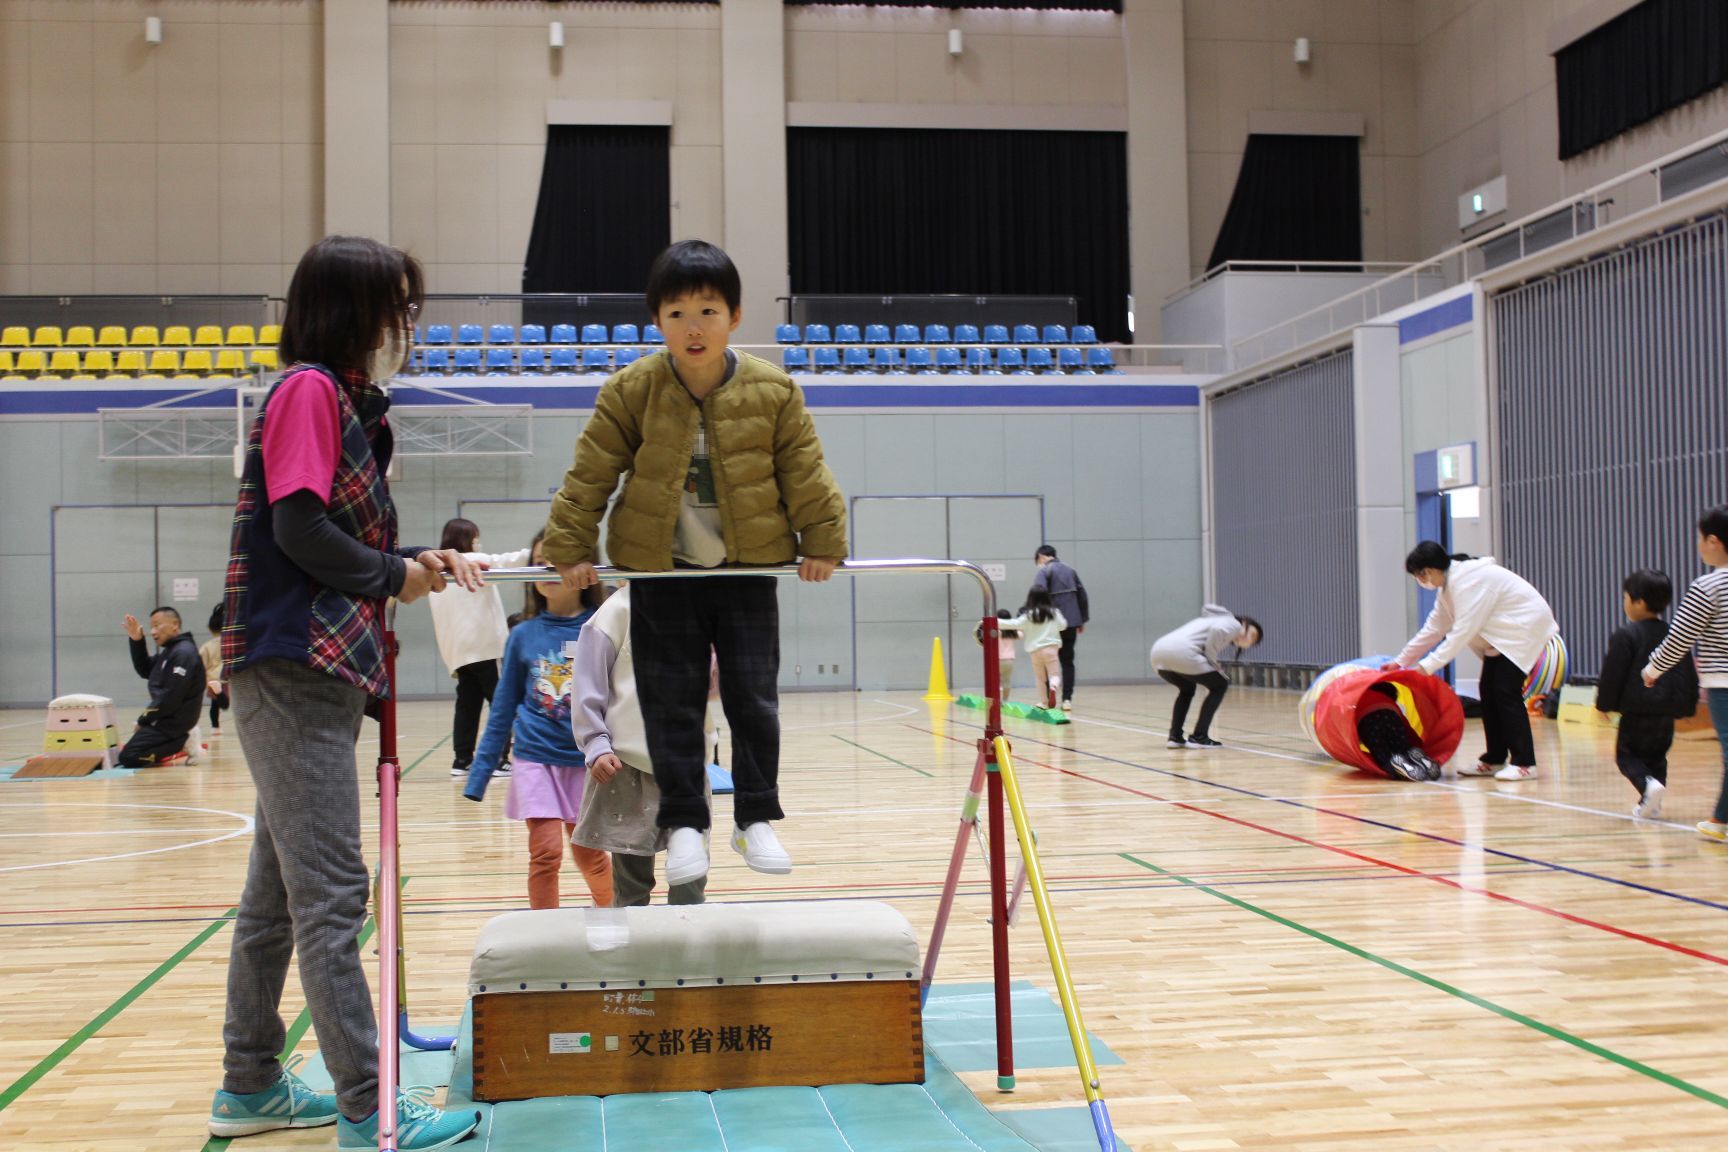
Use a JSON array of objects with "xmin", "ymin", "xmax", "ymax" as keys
[{"xmin": 1149, "ymin": 605, "xmax": 1262, "ymax": 749}]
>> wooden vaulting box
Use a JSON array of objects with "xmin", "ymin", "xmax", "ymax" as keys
[{"xmin": 466, "ymin": 901, "xmax": 925, "ymax": 1100}]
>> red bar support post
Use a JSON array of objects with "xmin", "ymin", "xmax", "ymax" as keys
[
  {"xmin": 375, "ymin": 622, "xmax": 402, "ymax": 1152},
  {"xmin": 980, "ymin": 615, "xmax": 1014, "ymax": 1091}
]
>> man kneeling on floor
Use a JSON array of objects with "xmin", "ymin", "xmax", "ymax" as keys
[{"xmin": 120, "ymin": 606, "xmax": 205, "ymax": 767}]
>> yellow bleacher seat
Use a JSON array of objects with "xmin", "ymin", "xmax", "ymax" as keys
[
  {"xmin": 84, "ymin": 350, "xmax": 116, "ymax": 374},
  {"xmin": 2, "ymin": 376, "xmax": 26, "ymax": 383},
  {"xmin": 182, "ymin": 349, "xmax": 215, "ymax": 374},
  {"xmin": 48, "ymin": 351, "xmax": 81, "ymax": 374},
  {"xmin": 69, "ymin": 374, "xmax": 98, "ymax": 382},
  {"xmin": 17, "ymin": 350, "xmax": 48, "ymax": 374},
  {"xmin": 136, "ymin": 374, "xmax": 167, "ymax": 381},
  {"xmin": 173, "ymin": 373, "xmax": 201, "ymax": 381},
  {"xmin": 1, "ymin": 327, "xmax": 28, "ymax": 347},
  {"xmin": 259, "ymin": 324, "xmax": 281, "ymax": 346},
  {"xmin": 115, "ymin": 350, "xmax": 147, "ymax": 374},
  {"xmin": 130, "ymin": 326, "xmax": 159, "ymax": 346},
  {"xmin": 161, "ymin": 326, "xmax": 191, "ymax": 347},
  {"xmin": 148, "ymin": 350, "xmax": 181, "ymax": 373},
  {"xmin": 104, "ymin": 373, "xmax": 130, "ymax": 381},
  {"xmin": 249, "ymin": 348, "xmax": 280, "ymax": 370},
  {"xmin": 32, "ymin": 326, "xmax": 63, "ymax": 347},
  {"xmin": 225, "ymin": 325, "xmax": 257, "ymax": 346},
  {"xmin": 194, "ymin": 325, "xmax": 224, "ymax": 346},
  {"xmin": 97, "ymin": 326, "xmax": 128, "ymax": 347},
  {"xmin": 215, "ymin": 349, "xmax": 249, "ymax": 374},
  {"xmin": 0, "ymin": 351, "xmax": 11, "ymax": 372},
  {"xmin": 65, "ymin": 326, "xmax": 95, "ymax": 347}
]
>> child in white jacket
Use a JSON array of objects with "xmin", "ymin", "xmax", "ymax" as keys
[
  {"xmin": 1003, "ymin": 590, "xmax": 1067, "ymax": 709},
  {"xmin": 1388, "ymin": 541, "xmax": 1557, "ymax": 781},
  {"xmin": 1151, "ymin": 605, "xmax": 1262, "ymax": 749},
  {"xmin": 428, "ymin": 518, "xmax": 530, "ymax": 777}
]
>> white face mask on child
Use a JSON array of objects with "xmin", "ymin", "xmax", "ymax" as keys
[{"xmin": 368, "ymin": 327, "xmax": 409, "ymax": 383}]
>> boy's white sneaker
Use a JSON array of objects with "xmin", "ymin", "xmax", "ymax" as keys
[
  {"xmin": 665, "ymin": 827, "xmax": 710, "ymax": 885},
  {"xmin": 1494, "ymin": 764, "xmax": 1537, "ymax": 781},
  {"xmin": 731, "ymin": 822, "xmax": 792, "ymax": 875},
  {"xmin": 1634, "ymin": 778, "xmax": 1666, "ymax": 820}
]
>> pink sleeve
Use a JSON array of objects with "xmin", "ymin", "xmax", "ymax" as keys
[{"xmin": 262, "ymin": 369, "xmax": 342, "ymax": 505}]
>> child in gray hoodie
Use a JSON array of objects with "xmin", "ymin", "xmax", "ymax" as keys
[{"xmin": 1150, "ymin": 605, "xmax": 1262, "ymax": 748}]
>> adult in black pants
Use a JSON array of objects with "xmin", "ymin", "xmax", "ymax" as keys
[
  {"xmin": 1031, "ymin": 546, "xmax": 1088, "ymax": 711},
  {"xmin": 1386, "ymin": 542, "xmax": 1558, "ymax": 782},
  {"xmin": 120, "ymin": 606, "xmax": 205, "ymax": 766}
]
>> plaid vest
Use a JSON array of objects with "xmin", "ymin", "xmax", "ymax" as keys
[{"xmin": 221, "ymin": 365, "xmax": 399, "ymax": 698}]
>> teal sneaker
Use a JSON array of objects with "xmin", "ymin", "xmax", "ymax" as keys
[
  {"xmin": 337, "ymin": 1086, "xmax": 480, "ymax": 1151},
  {"xmin": 208, "ymin": 1057, "xmax": 338, "ymax": 1136}
]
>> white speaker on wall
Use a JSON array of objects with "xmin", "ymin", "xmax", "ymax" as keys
[
  {"xmin": 1293, "ymin": 37, "xmax": 1311, "ymax": 63},
  {"xmin": 549, "ymin": 21, "xmax": 565, "ymax": 49},
  {"xmin": 948, "ymin": 28, "xmax": 963, "ymax": 57},
  {"xmin": 144, "ymin": 16, "xmax": 163, "ymax": 44}
]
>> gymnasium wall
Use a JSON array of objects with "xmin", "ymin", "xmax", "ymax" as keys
[
  {"xmin": 1414, "ymin": 0, "xmax": 1728, "ymax": 258},
  {"xmin": 0, "ymin": 400, "xmax": 1203, "ymax": 708}
]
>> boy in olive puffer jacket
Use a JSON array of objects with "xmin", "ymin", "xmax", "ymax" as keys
[{"xmin": 542, "ymin": 240, "xmax": 847, "ymax": 886}]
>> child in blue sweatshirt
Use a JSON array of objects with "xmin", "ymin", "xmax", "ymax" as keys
[{"xmin": 464, "ymin": 532, "xmax": 613, "ymax": 909}]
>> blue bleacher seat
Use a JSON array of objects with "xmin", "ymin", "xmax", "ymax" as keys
[
  {"xmin": 422, "ymin": 347, "xmax": 451, "ymax": 372},
  {"xmin": 612, "ymin": 324, "xmax": 640, "ymax": 344},
  {"xmin": 998, "ymin": 347, "xmax": 1026, "ymax": 373},
  {"xmin": 581, "ymin": 347, "xmax": 611, "ymax": 373},
  {"xmin": 550, "ymin": 324, "xmax": 577, "ymax": 344},
  {"xmin": 1072, "ymin": 325, "xmax": 1097, "ymax": 344},
  {"xmin": 457, "ymin": 324, "xmax": 483, "ymax": 345},
  {"xmin": 549, "ymin": 347, "xmax": 579, "ymax": 373},
  {"xmin": 452, "ymin": 348, "xmax": 482, "ymax": 374},
  {"xmin": 835, "ymin": 324, "xmax": 861, "ymax": 344},
  {"xmin": 1057, "ymin": 347, "xmax": 1084, "ymax": 373},
  {"xmin": 964, "ymin": 347, "xmax": 992, "ymax": 373},
  {"xmin": 484, "ymin": 347, "xmax": 514, "ymax": 373},
  {"xmin": 924, "ymin": 324, "xmax": 950, "ymax": 344},
  {"xmin": 983, "ymin": 324, "xmax": 1009, "ymax": 344},
  {"xmin": 776, "ymin": 324, "xmax": 802, "ymax": 344},
  {"xmin": 954, "ymin": 324, "xmax": 980, "ymax": 344},
  {"xmin": 487, "ymin": 324, "xmax": 515, "ymax": 345},
  {"xmin": 424, "ymin": 324, "xmax": 453, "ymax": 345},
  {"xmin": 842, "ymin": 347, "xmax": 872, "ymax": 372},
  {"xmin": 874, "ymin": 346, "xmax": 901, "ymax": 372},
  {"xmin": 1027, "ymin": 347, "xmax": 1055, "ymax": 373},
  {"xmin": 804, "ymin": 323, "xmax": 832, "ymax": 344},
  {"xmin": 1086, "ymin": 346, "xmax": 1115, "ymax": 372},
  {"xmin": 1042, "ymin": 325, "xmax": 1068, "ymax": 344},
  {"xmin": 519, "ymin": 324, "xmax": 546, "ymax": 344},
  {"xmin": 1012, "ymin": 324, "xmax": 1038, "ymax": 345},
  {"xmin": 782, "ymin": 347, "xmax": 810, "ymax": 372},
  {"xmin": 615, "ymin": 348, "xmax": 641, "ymax": 368},
  {"xmin": 643, "ymin": 324, "xmax": 663, "ymax": 343},
  {"xmin": 581, "ymin": 324, "xmax": 609, "ymax": 345},
  {"xmin": 907, "ymin": 347, "xmax": 935, "ymax": 374},
  {"xmin": 936, "ymin": 347, "xmax": 963, "ymax": 373},
  {"xmin": 895, "ymin": 324, "xmax": 921, "ymax": 344},
  {"xmin": 864, "ymin": 324, "xmax": 890, "ymax": 344},
  {"xmin": 519, "ymin": 347, "xmax": 546, "ymax": 372},
  {"xmin": 813, "ymin": 347, "xmax": 842, "ymax": 374}
]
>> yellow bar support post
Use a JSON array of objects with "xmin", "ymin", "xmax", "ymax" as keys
[{"xmin": 991, "ymin": 736, "xmax": 1117, "ymax": 1152}]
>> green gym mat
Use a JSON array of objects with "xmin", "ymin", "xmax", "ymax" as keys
[
  {"xmin": 922, "ymin": 981, "xmax": 1122, "ymax": 1072},
  {"xmin": 954, "ymin": 694, "xmax": 1071, "ymax": 724}
]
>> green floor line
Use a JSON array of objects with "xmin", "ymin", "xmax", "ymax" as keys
[
  {"xmin": 832, "ymin": 734, "xmax": 935, "ymax": 777},
  {"xmin": 1119, "ymin": 852, "xmax": 1728, "ymax": 1111},
  {"xmin": 0, "ymin": 906, "xmax": 237, "ymax": 1114},
  {"xmin": 398, "ymin": 734, "xmax": 451, "ymax": 779}
]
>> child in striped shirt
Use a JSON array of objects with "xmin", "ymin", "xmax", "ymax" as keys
[{"xmin": 1642, "ymin": 505, "xmax": 1728, "ymax": 842}]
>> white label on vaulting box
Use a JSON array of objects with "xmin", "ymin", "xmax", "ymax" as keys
[{"xmin": 549, "ymin": 1032, "xmax": 592, "ymax": 1054}]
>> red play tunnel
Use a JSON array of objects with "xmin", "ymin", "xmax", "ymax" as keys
[{"xmin": 1310, "ymin": 667, "xmax": 1465, "ymax": 774}]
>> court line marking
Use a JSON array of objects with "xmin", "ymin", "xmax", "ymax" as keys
[
  {"xmin": 0, "ymin": 802, "xmax": 253, "ymax": 873},
  {"xmin": 915, "ymin": 725, "xmax": 1728, "ymax": 964},
  {"xmin": 972, "ymin": 720, "xmax": 1728, "ymax": 914},
  {"xmin": 1119, "ymin": 852, "xmax": 1728, "ymax": 1111}
]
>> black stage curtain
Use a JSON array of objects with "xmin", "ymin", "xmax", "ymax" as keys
[
  {"xmin": 522, "ymin": 125, "xmax": 670, "ymax": 294},
  {"xmin": 1556, "ymin": 0, "xmax": 1728, "ymax": 160},
  {"xmin": 1206, "ymin": 134, "xmax": 1361, "ymax": 272},
  {"xmin": 787, "ymin": 127, "xmax": 1130, "ymax": 342},
  {"xmin": 787, "ymin": 0, "xmax": 1118, "ymax": 9}
]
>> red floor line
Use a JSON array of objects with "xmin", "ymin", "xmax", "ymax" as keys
[{"xmin": 907, "ymin": 725, "xmax": 1728, "ymax": 969}]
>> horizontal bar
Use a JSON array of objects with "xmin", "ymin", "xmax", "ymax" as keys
[{"xmin": 482, "ymin": 558, "xmax": 997, "ymax": 619}]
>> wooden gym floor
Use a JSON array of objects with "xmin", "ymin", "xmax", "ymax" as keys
[{"xmin": 1, "ymin": 683, "xmax": 1725, "ymax": 1151}]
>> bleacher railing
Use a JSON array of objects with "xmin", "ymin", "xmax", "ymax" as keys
[
  {"xmin": 1229, "ymin": 124, "xmax": 1728, "ymax": 371},
  {"xmin": 0, "ymin": 294, "xmax": 277, "ymax": 333},
  {"xmin": 782, "ymin": 293, "xmax": 1079, "ymax": 333}
]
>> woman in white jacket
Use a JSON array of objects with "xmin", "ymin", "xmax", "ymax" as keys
[
  {"xmin": 1150, "ymin": 605, "xmax": 1262, "ymax": 749},
  {"xmin": 429, "ymin": 518, "xmax": 530, "ymax": 777},
  {"xmin": 1387, "ymin": 541, "xmax": 1557, "ymax": 781}
]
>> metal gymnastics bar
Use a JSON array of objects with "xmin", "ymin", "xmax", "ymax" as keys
[{"xmin": 373, "ymin": 559, "xmax": 1115, "ymax": 1151}]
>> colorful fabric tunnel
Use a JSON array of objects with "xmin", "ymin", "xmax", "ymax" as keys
[{"xmin": 1299, "ymin": 658, "xmax": 1465, "ymax": 774}]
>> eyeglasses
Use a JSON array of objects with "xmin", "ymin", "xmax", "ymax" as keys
[{"xmin": 404, "ymin": 303, "xmax": 421, "ymax": 324}]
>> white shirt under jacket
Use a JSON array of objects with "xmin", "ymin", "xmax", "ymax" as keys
[{"xmin": 1394, "ymin": 557, "xmax": 1558, "ymax": 676}]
